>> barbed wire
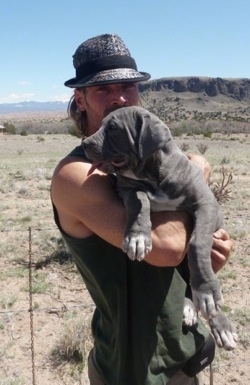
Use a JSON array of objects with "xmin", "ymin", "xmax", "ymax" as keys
[
  {"xmin": 1, "ymin": 225, "xmax": 249, "ymax": 384},
  {"xmin": 28, "ymin": 226, "xmax": 36, "ymax": 385},
  {"xmin": 211, "ymin": 360, "xmax": 250, "ymax": 369},
  {"xmin": 0, "ymin": 303, "xmax": 95, "ymax": 315},
  {"xmin": 1, "ymin": 227, "xmax": 56, "ymax": 232}
]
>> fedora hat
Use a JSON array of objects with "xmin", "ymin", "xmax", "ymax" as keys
[{"xmin": 64, "ymin": 34, "xmax": 151, "ymax": 88}]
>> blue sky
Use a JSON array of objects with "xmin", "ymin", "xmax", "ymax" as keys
[{"xmin": 0, "ymin": 0, "xmax": 249, "ymax": 103}]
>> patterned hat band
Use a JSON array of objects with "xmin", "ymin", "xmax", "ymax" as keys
[
  {"xmin": 75, "ymin": 55, "xmax": 137, "ymax": 79},
  {"xmin": 64, "ymin": 34, "xmax": 151, "ymax": 88}
]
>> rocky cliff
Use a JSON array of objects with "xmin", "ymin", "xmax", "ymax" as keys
[
  {"xmin": 138, "ymin": 77, "xmax": 250, "ymax": 130},
  {"xmin": 139, "ymin": 77, "xmax": 250, "ymax": 101}
]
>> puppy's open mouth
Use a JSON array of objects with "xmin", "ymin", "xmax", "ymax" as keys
[
  {"xmin": 87, "ymin": 156, "xmax": 128, "ymax": 176},
  {"xmin": 87, "ymin": 161, "xmax": 104, "ymax": 176}
]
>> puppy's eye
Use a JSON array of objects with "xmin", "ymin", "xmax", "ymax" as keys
[{"xmin": 108, "ymin": 121, "xmax": 117, "ymax": 131}]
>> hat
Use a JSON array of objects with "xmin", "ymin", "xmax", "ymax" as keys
[{"xmin": 64, "ymin": 34, "xmax": 151, "ymax": 88}]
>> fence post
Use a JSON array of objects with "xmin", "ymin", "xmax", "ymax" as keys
[{"xmin": 28, "ymin": 226, "xmax": 36, "ymax": 385}]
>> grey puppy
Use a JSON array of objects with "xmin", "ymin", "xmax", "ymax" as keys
[{"xmin": 82, "ymin": 106, "xmax": 237, "ymax": 350}]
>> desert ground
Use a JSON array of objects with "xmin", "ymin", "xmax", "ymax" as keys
[{"xmin": 0, "ymin": 133, "xmax": 249, "ymax": 385}]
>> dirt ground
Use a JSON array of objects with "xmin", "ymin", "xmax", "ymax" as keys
[{"xmin": 0, "ymin": 133, "xmax": 249, "ymax": 385}]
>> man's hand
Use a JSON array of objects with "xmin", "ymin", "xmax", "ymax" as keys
[{"xmin": 212, "ymin": 229, "xmax": 233, "ymax": 273}]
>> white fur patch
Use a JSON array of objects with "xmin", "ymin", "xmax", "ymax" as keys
[
  {"xmin": 147, "ymin": 190, "xmax": 185, "ymax": 212},
  {"xmin": 120, "ymin": 171, "xmax": 185, "ymax": 211},
  {"xmin": 122, "ymin": 170, "xmax": 139, "ymax": 179}
]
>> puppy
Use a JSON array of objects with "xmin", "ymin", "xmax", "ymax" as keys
[{"xmin": 82, "ymin": 106, "xmax": 237, "ymax": 350}]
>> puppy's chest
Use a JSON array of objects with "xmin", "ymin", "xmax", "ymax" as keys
[
  {"xmin": 119, "ymin": 171, "xmax": 185, "ymax": 211},
  {"xmin": 147, "ymin": 188, "xmax": 185, "ymax": 212}
]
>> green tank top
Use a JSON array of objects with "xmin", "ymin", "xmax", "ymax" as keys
[{"xmin": 52, "ymin": 145, "xmax": 209, "ymax": 385}]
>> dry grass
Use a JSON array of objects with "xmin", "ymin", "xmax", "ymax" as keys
[{"xmin": 0, "ymin": 133, "xmax": 249, "ymax": 385}]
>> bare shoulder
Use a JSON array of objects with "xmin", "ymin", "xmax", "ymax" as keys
[
  {"xmin": 51, "ymin": 156, "xmax": 126, "ymax": 241},
  {"xmin": 51, "ymin": 156, "xmax": 118, "ymax": 207},
  {"xmin": 52, "ymin": 156, "xmax": 93, "ymax": 195}
]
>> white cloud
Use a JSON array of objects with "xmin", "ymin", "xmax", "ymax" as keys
[
  {"xmin": 18, "ymin": 80, "xmax": 32, "ymax": 86},
  {"xmin": 49, "ymin": 93, "xmax": 71, "ymax": 102},
  {"xmin": 0, "ymin": 93, "xmax": 35, "ymax": 103},
  {"xmin": 0, "ymin": 90, "xmax": 72, "ymax": 103}
]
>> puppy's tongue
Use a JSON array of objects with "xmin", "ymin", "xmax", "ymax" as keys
[{"xmin": 87, "ymin": 162, "xmax": 103, "ymax": 176}]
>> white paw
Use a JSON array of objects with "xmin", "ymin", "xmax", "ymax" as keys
[
  {"xmin": 183, "ymin": 298, "xmax": 198, "ymax": 327},
  {"xmin": 209, "ymin": 310, "xmax": 238, "ymax": 351},
  {"xmin": 122, "ymin": 235, "xmax": 152, "ymax": 261},
  {"xmin": 192, "ymin": 289, "xmax": 223, "ymax": 319}
]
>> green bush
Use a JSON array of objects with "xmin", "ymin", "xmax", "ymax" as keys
[
  {"xmin": 20, "ymin": 130, "xmax": 28, "ymax": 136},
  {"xmin": 68, "ymin": 124, "xmax": 80, "ymax": 137},
  {"xmin": 3, "ymin": 122, "xmax": 16, "ymax": 135}
]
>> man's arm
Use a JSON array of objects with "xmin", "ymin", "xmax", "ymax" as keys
[
  {"xmin": 51, "ymin": 157, "xmax": 192, "ymax": 266},
  {"xmin": 51, "ymin": 156, "xmax": 232, "ymax": 269}
]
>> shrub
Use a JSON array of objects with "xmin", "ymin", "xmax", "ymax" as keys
[
  {"xmin": 3, "ymin": 122, "xmax": 16, "ymax": 135},
  {"xmin": 209, "ymin": 167, "xmax": 233, "ymax": 204},
  {"xmin": 51, "ymin": 315, "xmax": 93, "ymax": 371},
  {"xmin": 180, "ymin": 142, "xmax": 190, "ymax": 152},
  {"xmin": 37, "ymin": 136, "xmax": 45, "ymax": 142},
  {"xmin": 68, "ymin": 124, "xmax": 80, "ymax": 137},
  {"xmin": 20, "ymin": 130, "xmax": 28, "ymax": 136},
  {"xmin": 196, "ymin": 143, "xmax": 208, "ymax": 154},
  {"xmin": 203, "ymin": 130, "xmax": 212, "ymax": 138}
]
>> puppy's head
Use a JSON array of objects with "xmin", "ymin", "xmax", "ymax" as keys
[{"xmin": 82, "ymin": 106, "xmax": 170, "ymax": 175}]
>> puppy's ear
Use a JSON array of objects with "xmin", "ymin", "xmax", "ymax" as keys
[{"xmin": 137, "ymin": 111, "xmax": 171, "ymax": 161}]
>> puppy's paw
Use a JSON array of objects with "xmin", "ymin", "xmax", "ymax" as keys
[
  {"xmin": 209, "ymin": 310, "xmax": 238, "ymax": 351},
  {"xmin": 183, "ymin": 298, "xmax": 198, "ymax": 327},
  {"xmin": 122, "ymin": 234, "xmax": 152, "ymax": 261},
  {"xmin": 191, "ymin": 280, "xmax": 223, "ymax": 319}
]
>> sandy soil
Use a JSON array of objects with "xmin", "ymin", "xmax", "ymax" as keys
[{"xmin": 0, "ymin": 134, "xmax": 249, "ymax": 385}]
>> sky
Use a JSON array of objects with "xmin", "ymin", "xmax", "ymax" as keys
[{"xmin": 0, "ymin": 0, "xmax": 249, "ymax": 103}]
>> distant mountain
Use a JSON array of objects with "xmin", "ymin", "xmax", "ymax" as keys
[
  {"xmin": 0, "ymin": 101, "xmax": 68, "ymax": 113},
  {"xmin": 139, "ymin": 76, "xmax": 250, "ymax": 101},
  {"xmin": 138, "ymin": 76, "xmax": 250, "ymax": 126},
  {"xmin": 1, "ymin": 77, "xmax": 250, "ymax": 134}
]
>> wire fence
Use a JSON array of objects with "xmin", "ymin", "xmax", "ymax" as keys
[{"xmin": 0, "ymin": 226, "xmax": 249, "ymax": 385}]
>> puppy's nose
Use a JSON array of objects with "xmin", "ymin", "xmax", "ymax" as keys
[
  {"xmin": 82, "ymin": 141, "xmax": 93, "ymax": 156},
  {"xmin": 82, "ymin": 139, "xmax": 90, "ymax": 150}
]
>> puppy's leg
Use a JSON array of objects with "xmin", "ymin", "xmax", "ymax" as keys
[
  {"xmin": 120, "ymin": 188, "xmax": 152, "ymax": 261},
  {"xmin": 209, "ymin": 310, "xmax": 238, "ymax": 350},
  {"xmin": 188, "ymin": 206, "xmax": 223, "ymax": 319}
]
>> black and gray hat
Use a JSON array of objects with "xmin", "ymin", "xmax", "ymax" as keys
[{"xmin": 64, "ymin": 34, "xmax": 151, "ymax": 88}]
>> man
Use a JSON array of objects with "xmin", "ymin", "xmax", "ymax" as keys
[{"xmin": 51, "ymin": 34, "xmax": 232, "ymax": 385}]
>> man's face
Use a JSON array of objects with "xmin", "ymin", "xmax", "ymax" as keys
[{"xmin": 74, "ymin": 82, "xmax": 140, "ymax": 136}]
